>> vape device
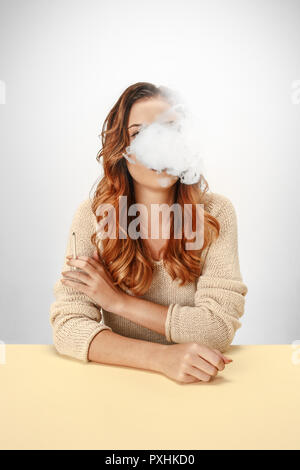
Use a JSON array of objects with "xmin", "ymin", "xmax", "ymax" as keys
[{"xmin": 71, "ymin": 231, "xmax": 77, "ymax": 271}]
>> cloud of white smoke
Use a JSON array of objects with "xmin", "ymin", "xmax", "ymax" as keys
[{"xmin": 122, "ymin": 102, "xmax": 205, "ymax": 185}]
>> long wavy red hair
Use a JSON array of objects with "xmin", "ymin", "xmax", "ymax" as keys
[{"xmin": 90, "ymin": 82, "xmax": 220, "ymax": 296}]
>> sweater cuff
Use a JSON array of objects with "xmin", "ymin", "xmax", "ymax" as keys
[
  {"xmin": 165, "ymin": 303, "xmax": 176, "ymax": 342},
  {"xmin": 83, "ymin": 324, "xmax": 112, "ymax": 363}
]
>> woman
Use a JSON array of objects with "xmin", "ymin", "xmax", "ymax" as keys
[{"xmin": 50, "ymin": 82, "xmax": 248, "ymax": 384}]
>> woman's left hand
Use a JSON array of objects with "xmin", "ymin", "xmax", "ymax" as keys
[{"xmin": 61, "ymin": 250, "xmax": 128, "ymax": 315}]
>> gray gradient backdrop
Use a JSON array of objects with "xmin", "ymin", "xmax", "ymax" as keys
[{"xmin": 0, "ymin": 0, "xmax": 299, "ymax": 345}]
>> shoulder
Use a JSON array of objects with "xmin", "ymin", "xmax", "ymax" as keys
[
  {"xmin": 71, "ymin": 198, "xmax": 96, "ymax": 229},
  {"xmin": 75, "ymin": 197, "xmax": 93, "ymax": 215},
  {"xmin": 203, "ymin": 191, "xmax": 237, "ymax": 221}
]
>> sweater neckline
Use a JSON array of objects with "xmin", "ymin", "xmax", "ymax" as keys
[{"xmin": 152, "ymin": 258, "xmax": 164, "ymax": 265}]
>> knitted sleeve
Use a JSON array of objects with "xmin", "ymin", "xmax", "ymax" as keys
[
  {"xmin": 49, "ymin": 199, "xmax": 112, "ymax": 362},
  {"xmin": 164, "ymin": 196, "xmax": 248, "ymax": 352}
]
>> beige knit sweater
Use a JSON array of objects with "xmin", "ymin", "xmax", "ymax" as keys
[{"xmin": 50, "ymin": 191, "xmax": 248, "ymax": 362}]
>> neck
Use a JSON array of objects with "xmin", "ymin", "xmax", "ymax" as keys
[{"xmin": 132, "ymin": 181, "xmax": 177, "ymax": 239}]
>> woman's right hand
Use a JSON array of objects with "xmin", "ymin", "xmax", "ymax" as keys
[{"xmin": 158, "ymin": 342, "xmax": 232, "ymax": 384}]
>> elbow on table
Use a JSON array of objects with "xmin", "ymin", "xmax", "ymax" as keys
[
  {"xmin": 168, "ymin": 316, "xmax": 238, "ymax": 353},
  {"xmin": 166, "ymin": 300, "xmax": 243, "ymax": 353},
  {"xmin": 52, "ymin": 333, "xmax": 88, "ymax": 363},
  {"xmin": 195, "ymin": 325, "xmax": 236, "ymax": 354},
  {"xmin": 50, "ymin": 316, "xmax": 91, "ymax": 363},
  {"xmin": 49, "ymin": 301, "xmax": 103, "ymax": 363},
  {"xmin": 212, "ymin": 329, "xmax": 236, "ymax": 353},
  {"xmin": 52, "ymin": 336, "xmax": 67, "ymax": 359},
  {"xmin": 50, "ymin": 313, "xmax": 112, "ymax": 363}
]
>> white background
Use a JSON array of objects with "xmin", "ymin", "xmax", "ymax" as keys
[{"xmin": 0, "ymin": 0, "xmax": 299, "ymax": 344}]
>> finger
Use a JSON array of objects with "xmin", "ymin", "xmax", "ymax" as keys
[
  {"xmin": 82, "ymin": 255, "xmax": 104, "ymax": 272},
  {"xmin": 66, "ymin": 254, "xmax": 101, "ymax": 270},
  {"xmin": 197, "ymin": 346, "xmax": 225, "ymax": 371},
  {"xmin": 212, "ymin": 348, "xmax": 231, "ymax": 360},
  {"xmin": 191, "ymin": 356, "xmax": 219, "ymax": 377},
  {"xmin": 212, "ymin": 348, "xmax": 233, "ymax": 363},
  {"xmin": 62, "ymin": 270, "xmax": 91, "ymax": 284},
  {"xmin": 76, "ymin": 255, "xmax": 114, "ymax": 282},
  {"xmin": 92, "ymin": 249, "xmax": 100, "ymax": 261},
  {"xmin": 185, "ymin": 365, "xmax": 212, "ymax": 383},
  {"xmin": 61, "ymin": 278, "xmax": 90, "ymax": 294},
  {"xmin": 66, "ymin": 257, "xmax": 101, "ymax": 277},
  {"xmin": 178, "ymin": 374, "xmax": 199, "ymax": 384},
  {"xmin": 77, "ymin": 255, "xmax": 103, "ymax": 270}
]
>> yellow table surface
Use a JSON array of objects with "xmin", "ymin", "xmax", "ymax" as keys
[{"xmin": 0, "ymin": 345, "xmax": 299, "ymax": 450}]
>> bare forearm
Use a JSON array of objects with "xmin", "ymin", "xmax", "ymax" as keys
[
  {"xmin": 88, "ymin": 328, "xmax": 166, "ymax": 373},
  {"xmin": 117, "ymin": 294, "xmax": 168, "ymax": 336}
]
